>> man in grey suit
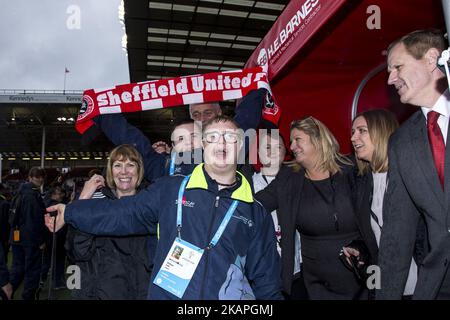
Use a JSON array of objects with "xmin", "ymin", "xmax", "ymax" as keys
[{"xmin": 378, "ymin": 29, "xmax": 450, "ymax": 299}]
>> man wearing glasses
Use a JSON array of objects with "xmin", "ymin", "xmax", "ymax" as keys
[
  {"xmin": 91, "ymin": 89, "xmax": 267, "ymax": 182},
  {"xmin": 46, "ymin": 115, "xmax": 283, "ymax": 300}
]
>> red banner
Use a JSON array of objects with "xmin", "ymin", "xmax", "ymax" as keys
[
  {"xmin": 75, "ymin": 67, "xmax": 270, "ymax": 134},
  {"xmin": 245, "ymin": 0, "xmax": 346, "ymax": 81}
]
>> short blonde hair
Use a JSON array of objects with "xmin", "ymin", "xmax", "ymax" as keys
[
  {"xmin": 353, "ymin": 109, "xmax": 399, "ymax": 175},
  {"xmin": 289, "ymin": 116, "xmax": 352, "ymax": 173},
  {"xmin": 106, "ymin": 144, "xmax": 144, "ymax": 189}
]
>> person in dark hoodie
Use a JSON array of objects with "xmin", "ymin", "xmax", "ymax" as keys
[
  {"xmin": 9, "ymin": 167, "xmax": 46, "ymax": 300},
  {"xmin": 65, "ymin": 144, "xmax": 155, "ymax": 299},
  {"xmin": 0, "ymin": 185, "xmax": 11, "ymax": 263}
]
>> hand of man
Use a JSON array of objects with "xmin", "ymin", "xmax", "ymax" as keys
[
  {"xmin": 1, "ymin": 283, "xmax": 12, "ymax": 300},
  {"xmin": 152, "ymin": 141, "xmax": 171, "ymax": 154},
  {"xmin": 45, "ymin": 204, "xmax": 67, "ymax": 233},
  {"xmin": 79, "ymin": 174, "xmax": 105, "ymax": 200}
]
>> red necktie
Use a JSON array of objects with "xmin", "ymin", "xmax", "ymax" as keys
[{"xmin": 427, "ymin": 111, "xmax": 445, "ymax": 188}]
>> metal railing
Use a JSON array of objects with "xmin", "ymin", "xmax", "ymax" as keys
[{"xmin": 0, "ymin": 89, "xmax": 84, "ymax": 95}]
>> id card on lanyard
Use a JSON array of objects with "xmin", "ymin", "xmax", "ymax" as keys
[
  {"xmin": 153, "ymin": 175, "xmax": 239, "ymax": 298},
  {"xmin": 154, "ymin": 237, "xmax": 204, "ymax": 298}
]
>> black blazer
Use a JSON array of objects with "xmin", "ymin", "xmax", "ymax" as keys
[
  {"xmin": 352, "ymin": 170, "xmax": 379, "ymax": 264},
  {"xmin": 354, "ymin": 168, "xmax": 429, "ymax": 266},
  {"xmin": 255, "ymin": 163, "xmax": 375, "ymax": 294}
]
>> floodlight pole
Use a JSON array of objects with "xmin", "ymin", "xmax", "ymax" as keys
[
  {"xmin": 41, "ymin": 126, "xmax": 46, "ymax": 169},
  {"xmin": 442, "ymin": 0, "xmax": 450, "ymax": 38}
]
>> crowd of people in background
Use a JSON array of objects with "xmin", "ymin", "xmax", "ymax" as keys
[
  {"xmin": 2, "ymin": 28, "xmax": 450, "ymax": 300},
  {"xmin": 0, "ymin": 167, "xmax": 101, "ymax": 300}
]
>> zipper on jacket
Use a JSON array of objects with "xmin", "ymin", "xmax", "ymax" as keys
[
  {"xmin": 214, "ymin": 196, "xmax": 220, "ymax": 208},
  {"xmin": 199, "ymin": 194, "xmax": 219, "ymax": 299}
]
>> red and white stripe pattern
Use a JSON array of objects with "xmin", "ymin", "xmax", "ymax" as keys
[{"xmin": 76, "ymin": 67, "xmax": 271, "ymax": 134}]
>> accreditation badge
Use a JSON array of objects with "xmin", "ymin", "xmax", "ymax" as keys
[
  {"xmin": 153, "ymin": 237, "xmax": 204, "ymax": 298},
  {"xmin": 13, "ymin": 229, "xmax": 20, "ymax": 242}
]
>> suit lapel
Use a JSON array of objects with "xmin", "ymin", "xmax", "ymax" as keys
[
  {"xmin": 410, "ymin": 112, "xmax": 445, "ymax": 208},
  {"xmin": 355, "ymin": 172, "xmax": 369, "ymax": 218},
  {"xmin": 290, "ymin": 170, "xmax": 305, "ymax": 227},
  {"xmin": 359, "ymin": 174, "xmax": 374, "ymax": 237}
]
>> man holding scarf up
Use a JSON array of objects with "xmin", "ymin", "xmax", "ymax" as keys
[
  {"xmin": 46, "ymin": 116, "xmax": 283, "ymax": 300},
  {"xmin": 89, "ymin": 87, "xmax": 271, "ymax": 183}
]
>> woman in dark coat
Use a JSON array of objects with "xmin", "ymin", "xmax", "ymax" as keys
[
  {"xmin": 348, "ymin": 109, "xmax": 421, "ymax": 298},
  {"xmin": 65, "ymin": 144, "xmax": 155, "ymax": 299},
  {"xmin": 256, "ymin": 116, "xmax": 373, "ymax": 299}
]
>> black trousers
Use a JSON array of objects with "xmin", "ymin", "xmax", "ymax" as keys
[
  {"xmin": 436, "ymin": 266, "xmax": 450, "ymax": 300},
  {"xmin": 10, "ymin": 244, "xmax": 42, "ymax": 300},
  {"xmin": 41, "ymin": 231, "xmax": 67, "ymax": 288},
  {"xmin": 284, "ymin": 268, "xmax": 309, "ymax": 300}
]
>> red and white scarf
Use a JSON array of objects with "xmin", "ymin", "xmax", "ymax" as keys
[{"xmin": 75, "ymin": 66, "xmax": 280, "ymax": 134}]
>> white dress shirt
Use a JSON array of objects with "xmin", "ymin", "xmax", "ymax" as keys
[{"xmin": 421, "ymin": 89, "xmax": 450, "ymax": 145}]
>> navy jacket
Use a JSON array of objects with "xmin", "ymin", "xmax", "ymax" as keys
[
  {"xmin": 65, "ymin": 164, "xmax": 283, "ymax": 300},
  {"xmin": 9, "ymin": 182, "xmax": 46, "ymax": 246}
]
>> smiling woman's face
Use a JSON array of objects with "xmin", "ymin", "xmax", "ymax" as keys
[
  {"xmin": 112, "ymin": 157, "xmax": 138, "ymax": 196},
  {"xmin": 290, "ymin": 128, "xmax": 319, "ymax": 169},
  {"xmin": 351, "ymin": 116, "xmax": 374, "ymax": 163}
]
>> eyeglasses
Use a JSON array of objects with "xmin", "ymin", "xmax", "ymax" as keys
[{"xmin": 203, "ymin": 131, "xmax": 239, "ymax": 143}]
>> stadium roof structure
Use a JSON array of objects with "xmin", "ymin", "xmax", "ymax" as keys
[
  {"xmin": 0, "ymin": 89, "xmax": 189, "ymax": 158},
  {"xmin": 124, "ymin": 0, "xmax": 289, "ymax": 82}
]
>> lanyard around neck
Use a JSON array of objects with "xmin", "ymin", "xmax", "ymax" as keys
[
  {"xmin": 169, "ymin": 152, "xmax": 177, "ymax": 176},
  {"xmin": 176, "ymin": 175, "xmax": 239, "ymax": 249}
]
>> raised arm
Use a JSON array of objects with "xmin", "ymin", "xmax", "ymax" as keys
[
  {"xmin": 93, "ymin": 113, "xmax": 166, "ymax": 182},
  {"xmin": 234, "ymin": 88, "xmax": 266, "ymax": 132},
  {"xmin": 46, "ymin": 182, "xmax": 163, "ymax": 237}
]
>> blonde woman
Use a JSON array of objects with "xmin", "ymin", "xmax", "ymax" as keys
[{"xmin": 256, "ymin": 116, "xmax": 370, "ymax": 299}]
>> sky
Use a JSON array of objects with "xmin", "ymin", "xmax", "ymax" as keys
[{"xmin": 0, "ymin": 0, "xmax": 129, "ymax": 92}]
